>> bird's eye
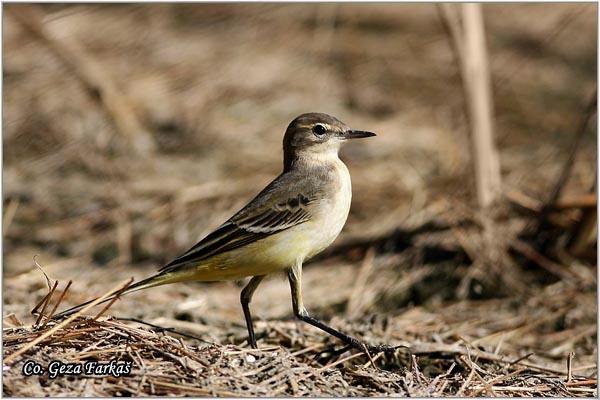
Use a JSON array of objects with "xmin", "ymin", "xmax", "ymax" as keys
[{"xmin": 312, "ymin": 124, "xmax": 327, "ymax": 136}]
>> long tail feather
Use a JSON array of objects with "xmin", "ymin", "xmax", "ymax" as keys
[{"xmin": 49, "ymin": 273, "xmax": 166, "ymax": 320}]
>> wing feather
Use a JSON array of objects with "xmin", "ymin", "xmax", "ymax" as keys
[{"xmin": 159, "ymin": 194, "xmax": 313, "ymax": 273}]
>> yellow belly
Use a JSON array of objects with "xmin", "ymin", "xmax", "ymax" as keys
[
  {"xmin": 208, "ymin": 227, "xmax": 312, "ymax": 277},
  {"xmin": 178, "ymin": 222, "xmax": 329, "ymax": 281},
  {"xmin": 171, "ymin": 204, "xmax": 349, "ymax": 282},
  {"xmin": 165, "ymin": 159, "xmax": 352, "ymax": 282}
]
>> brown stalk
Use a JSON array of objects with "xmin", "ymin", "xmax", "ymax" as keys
[
  {"xmin": 439, "ymin": 4, "xmax": 501, "ymax": 209},
  {"xmin": 566, "ymin": 352, "xmax": 575, "ymax": 383},
  {"xmin": 33, "ymin": 280, "xmax": 59, "ymax": 327},
  {"xmin": 4, "ymin": 278, "xmax": 135, "ymax": 365},
  {"xmin": 92, "ymin": 278, "xmax": 134, "ymax": 320},
  {"xmin": 41, "ymin": 280, "xmax": 73, "ymax": 328}
]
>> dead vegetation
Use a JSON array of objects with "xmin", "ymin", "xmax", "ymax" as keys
[
  {"xmin": 3, "ymin": 3, "xmax": 597, "ymax": 397},
  {"xmin": 2, "ymin": 270, "xmax": 597, "ymax": 396}
]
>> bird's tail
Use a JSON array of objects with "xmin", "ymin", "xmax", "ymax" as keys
[{"xmin": 49, "ymin": 272, "xmax": 169, "ymax": 321}]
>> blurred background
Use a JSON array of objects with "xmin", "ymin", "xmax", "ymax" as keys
[{"xmin": 3, "ymin": 3, "xmax": 597, "ymax": 391}]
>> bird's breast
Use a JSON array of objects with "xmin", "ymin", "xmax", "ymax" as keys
[
  {"xmin": 187, "ymin": 160, "xmax": 353, "ymax": 279},
  {"xmin": 306, "ymin": 160, "xmax": 352, "ymax": 258}
]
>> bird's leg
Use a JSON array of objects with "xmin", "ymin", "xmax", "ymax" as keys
[
  {"xmin": 240, "ymin": 275, "xmax": 266, "ymax": 349},
  {"xmin": 287, "ymin": 263, "xmax": 395, "ymax": 354}
]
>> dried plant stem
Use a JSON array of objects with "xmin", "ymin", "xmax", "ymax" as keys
[
  {"xmin": 93, "ymin": 278, "xmax": 133, "ymax": 321},
  {"xmin": 41, "ymin": 280, "xmax": 73, "ymax": 328},
  {"xmin": 439, "ymin": 4, "xmax": 501, "ymax": 209},
  {"xmin": 461, "ymin": 4, "xmax": 501, "ymax": 209},
  {"xmin": 543, "ymin": 90, "xmax": 597, "ymax": 213},
  {"xmin": 6, "ymin": 5, "xmax": 157, "ymax": 155},
  {"xmin": 33, "ymin": 280, "xmax": 58, "ymax": 327},
  {"xmin": 4, "ymin": 278, "xmax": 133, "ymax": 365}
]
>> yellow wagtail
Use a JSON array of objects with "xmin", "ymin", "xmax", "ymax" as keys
[{"xmin": 54, "ymin": 112, "xmax": 393, "ymax": 352}]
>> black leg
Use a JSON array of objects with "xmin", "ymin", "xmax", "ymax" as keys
[
  {"xmin": 240, "ymin": 275, "xmax": 265, "ymax": 349},
  {"xmin": 287, "ymin": 264, "xmax": 395, "ymax": 354}
]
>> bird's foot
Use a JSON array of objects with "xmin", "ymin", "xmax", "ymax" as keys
[
  {"xmin": 365, "ymin": 343, "xmax": 399, "ymax": 354},
  {"xmin": 346, "ymin": 337, "xmax": 399, "ymax": 355}
]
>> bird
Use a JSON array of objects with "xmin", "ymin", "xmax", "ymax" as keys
[{"xmin": 52, "ymin": 112, "xmax": 393, "ymax": 353}]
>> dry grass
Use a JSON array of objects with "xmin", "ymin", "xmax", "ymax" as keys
[
  {"xmin": 3, "ymin": 273, "xmax": 596, "ymax": 396},
  {"xmin": 3, "ymin": 205, "xmax": 597, "ymax": 396}
]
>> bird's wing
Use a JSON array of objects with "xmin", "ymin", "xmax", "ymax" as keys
[{"xmin": 158, "ymin": 173, "xmax": 318, "ymax": 273}]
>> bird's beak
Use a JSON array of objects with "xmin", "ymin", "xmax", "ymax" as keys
[{"xmin": 343, "ymin": 130, "xmax": 376, "ymax": 139}]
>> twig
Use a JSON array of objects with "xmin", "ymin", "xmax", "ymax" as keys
[
  {"xmin": 33, "ymin": 255, "xmax": 53, "ymax": 291},
  {"xmin": 459, "ymin": 354, "xmax": 493, "ymax": 395},
  {"xmin": 409, "ymin": 342, "xmax": 580, "ymax": 377},
  {"xmin": 534, "ymin": 88, "xmax": 597, "ymax": 237},
  {"xmin": 151, "ymin": 381, "xmax": 212, "ymax": 396},
  {"xmin": 545, "ymin": 89, "xmax": 596, "ymax": 210},
  {"xmin": 437, "ymin": 4, "xmax": 465, "ymax": 73},
  {"xmin": 461, "ymin": 4, "xmax": 501, "ymax": 209},
  {"xmin": 318, "ymin": 351, "xmax": 365, "ymax": 371},
  {"xmin": 567, "ymin": 188, "xmax": 597, "ymax": 256},
  {"xmin": 4, "ymin": 278, "xmax": 135, "ymax": 365},
  {"xmin": 555, "ymin": 193, "xmax": 597, "ymax": 210},
  {"xmin": 411, "ymin": 354, "xmax": 423, "ymax": 385},
  {"xmin": 439, "ymin": 4, "xmax": 501, "ymax": 209},
  {"xmin": 504, "ymin": 189, "xmax": 543, "ymax": 214},
  {"xmin": 33, "ymin": 280, "xmax": 58, "ymax": 327},
  {"xmin": 510, "ymin": 239, "xmax": 580, "ymax": 282},
  {"xmin": 474, "ymin": 384, "xmax": 551, "ymax": 393},
  {"xmin": 116, "ymin": 317, "xmax": 216, "ymax": 346},
  {"xmin": 41, "ymin": 280, "xmax": 73, "ymax": 328},
  {"xmin": 361, "ymin": 351, "xmax": 384, "ymax": 369},
  {"xmin": 566, "ymin": 352, "xmax": 575, "ymax": 383},
  {"xmin": 508, "ymin": 352, "xmax": 534, "ymax": 367},
  {"xmin": 564, "ymin": 379, "xmax": 597, "ymax": 386},
  {"xmin": 30, "ymin": 287, "xmax": 54, "ymax": 317},
  {"xmin": 93, "ymin": 278, "xmax": 133, "ymax": 320},
  {"xmin": 455, "ymin": 367, "xmax": 474, "ymax": 396},
  {"xmin": 361, "ymin": 342, "xmax": 376, "ymax": 368}
]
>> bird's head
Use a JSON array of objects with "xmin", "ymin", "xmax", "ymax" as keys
[{"xmin": 282, "ymin": 112, "xmax": 375, "ymax": 169}]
